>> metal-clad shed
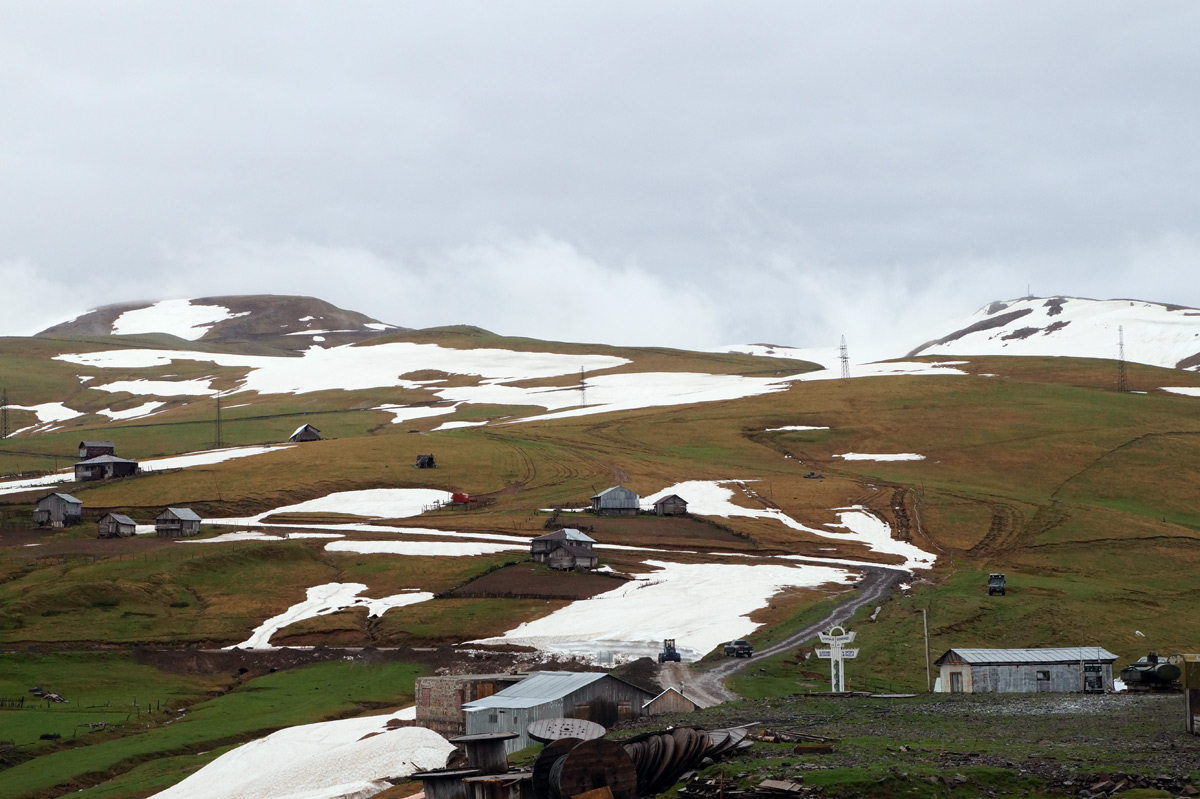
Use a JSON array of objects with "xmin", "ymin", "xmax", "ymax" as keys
[
  {"xmin": 590, "ymin": 486, "xmax": 639, "ymax": 516},
  {"xmin": 652, "ymin": 494, "xmax": 689, "ymax": 516},
  {"xmin": 75, "ymin": 454, "xmax": 139, "ymax": 482},
  {"xmin": 463, "ymin": 671, "xmax": 654, "ymax": 752},
  {"xmin": 415, "ymin": 673, "xmax": 528, "ymax": 737},
  {"xmin": 935, "ymin": 647, "xmax": 1118, "ymax": 694},
  {"xmin": 155, "ymin": 507, "xmax": 202, "ymax": 537},
  {"xmin": 97, "ymin": 513, "xmax": 137, "ymax": 538},
  {"xmin": 34, "ymin": 493, "xmax": 83, "ymax": 527}
]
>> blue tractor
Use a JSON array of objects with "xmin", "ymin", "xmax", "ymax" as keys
[{"xmin": 658, "ymin": 639, "xmax": 682, "ymax": 663}]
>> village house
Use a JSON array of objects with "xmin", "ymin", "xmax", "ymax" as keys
[
  {"xmin": 590, "ymin": 486, "xmax": 639, "ymax": 516},
  {"xmin": 414, "ymin": 673, "xmax": 528, "ymax": 737},
  {"xmin": 289, "ymin": 423, "xmax": 322, "ymax": 442},
  {"xmin": 645, "ymin": 687, "xmax": 697, "ymax": 716},
  {"xmin": 530, "ymin": 528, "xmax": 598, "ymax": 571},
  {"xmin": 33, "ymin": 492, "xmax": 83, "ymax": 527},
  {"xmin": 934, "ymin": 647, "xmax": 1118, "ymax": 694},
  {"xmin": 155, "ymin": 507, "xmax": 202, "ymax": 538},
  {"xmin": 78, "ymin": 440, "xmax": 116, "ymax": 459},
  {"xmin": 652, "ymin": 494, "xmax": 689, "ymax": 516},
  {"xmin": 74, "ymin": 454, "xmax": 139, "ymax": 482},
  {"xmin": 462, "ymin": 671, "xmax": 655, "ymax": 752},
  {"xmin": 97, "ymin": 513, "xmax": 137, "ymax": 538}
]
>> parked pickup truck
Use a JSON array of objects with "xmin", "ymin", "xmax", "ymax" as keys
[{"xmin": 723, "ymin": 640, "xmax": 754, "ymax": 658}]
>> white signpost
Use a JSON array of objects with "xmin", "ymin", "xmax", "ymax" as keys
[{"xmin": 816, "ymin": 626, "xmax": 858, "ymax": 692}]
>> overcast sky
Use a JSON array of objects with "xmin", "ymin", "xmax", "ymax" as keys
[{"xmin": 2, "ymin": 2, "xmax": 1198, "ymax": 358}]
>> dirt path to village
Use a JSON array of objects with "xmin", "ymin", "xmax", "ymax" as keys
[{"xmin": 660, "ymin": 567, "xmax": 905, "ymax": 706}]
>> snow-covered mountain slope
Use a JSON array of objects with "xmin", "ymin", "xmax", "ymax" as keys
[
  {"xmin": 37, "ymin": 295, "xmax": 405, "ymax": 350},
  {"xmin": 907, "ymin": 296, "xmax": 1200, "ymax": 370}
]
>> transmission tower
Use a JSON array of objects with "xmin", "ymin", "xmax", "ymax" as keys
[
  {"xmin": 1, "ymin": 387, "xmax": 8, "ymax": 440},
  {"xmin": 579, "ymin": 368, "xmax": 587, "ymax": 408},
  {"xmin": 1116, "ymin": 326, "xmax": 1129, "ymax": 393},
  {"xmin": 839, "ymin": 336, "xmax": 850, "ymax": 379}
]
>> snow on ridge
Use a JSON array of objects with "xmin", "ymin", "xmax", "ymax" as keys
[
  {"xmin": 148, "ymin": 715, "xmax": 453, "ymax": 799},
  {"xmin": 910, "ymin": 296, "xmax": 1200, "ymax": 369},
  {"xmin": 112, "ymin": 299, "xmax": 250, "ymax": 341}
]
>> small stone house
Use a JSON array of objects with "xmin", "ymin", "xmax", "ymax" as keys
[
  {"xmin": 590, "ymin": 486, "xmax": 639, "ymax": 516},
  {"xmin": 415, "ymin": 673, "xmax": 528, "ymax": 737},
  {"xmin": 97, "ymin": 513, "xmax": 137, "ymax": 538},
  {"xmin": 935, "ymin": 647, "xmax": 1118, "ymax": 694},
  {"xmin": 75, "ymin": 455, "xmax": 139, "ymax": 482},
  {"xmin": 155, "ymin": 507, "xmax": 202, "ymax": 537},
  {"xmin": 531, "ymin": 528, "xmax": 598, "ymax": 570},
  {"xmin": 289, "ymin": 423, "xmax": 322, "ymax": 442},
  {"xmin": 652, "ymin": 494, "xmax": 688, "ymax": 516},
  {"xmin": 34, "ymin": 493, "xmax": 83, "ymax": 527},
  {"xmin": 78, "ymin": 440, "xmax": 116, "ymax": 459}
]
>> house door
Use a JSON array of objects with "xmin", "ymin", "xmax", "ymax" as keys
[
  {"xmin": 1036, "ymin": 670, "xmax": 1051, "ymax": 692},
  {"xmin": 1083, "ymin": 665, "xmax": 1104, "ymax": 693},
  {"xmin": 950, "ymin": 672, "xmax": 963, "ymax": 693}
]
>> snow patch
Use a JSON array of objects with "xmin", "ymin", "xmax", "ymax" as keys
[
  {"xmin": 375, "ymin": 404, "xmax": 459, "ymax": 425},
  {"xmin": 92, "ymin": 378, "xmax": 217, "ymax": 397},
  {"xmin": 148, "ymin": 715, "xmax": 452, "ymax": 799},
  {"xmin": 835, "ymin": 452, "xmax": 925, "ymax": 461},
  {"xmin": 112, "ymin": 299, "xmax": 249, "ymax": 341},
  {"xmin": 98, "ymin": 401, "xmax": 167, "ymax": 420},
  {"xmin": 766, "ymin": 425, "xmax": 829, "ymax": 432},
  {"xmin": 1161, "ymin": 386, "xmax": 1200, "ymax": 397},
  {"xmin": 434, "ymin": 420, "xmax": 488, "ymax": 431},
  {"xmin": 326, "ymin": 540, "xmax": 522, "ymax": 557},
  {"xmin": 245, "ymin": 488, "xmax": 454, "ymax": 522}
]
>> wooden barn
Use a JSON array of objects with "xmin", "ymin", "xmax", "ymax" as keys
[
  {"xmin": 463, "ymin": 671, "xmax": 654, "ymax": 752},
  {"xmin": 78, "ymin": 440, "xmax": 116, "ymax": 459},
  {"xmin": 414, "ymin": 673, "xmax": 528, "ymax": 737},
  {"xmin": 645, "ymin": 687, "xmax": 697, "ymax": 715},
  {"xmin": 935, "ymin": 647, "xmax": 1118, "ymax": 694},
  {"xmin": 75, "ymin": 455, "xmax": 139, "ymax": 482},
  {"xmin": 591, "ymin": 486, "xmax": 640, "ymax": 516},
  {"xmin": 652, "ymin": 494, "xmax": 689, "ymax": 516},
  {"xmin": 97, "ymin": 513, "xmax": 137, "ymax": 538},
  {"xmin": 289, "ymin": 423, "xmax": 322, "ymax": 442},
  {"xmin": 415, "ymin": 454, "xmax": 436, "ymax": 469},
  {"xmin": 155, "ymin": 507, "xmax": 202, "ymax": 537},
  {"xmin": 531, "ymin": 528, "xmax": 598, "ymax": 571},
  {"xmin": 33, "ymin": 493, "xmax": 83, "ymax": 527}
]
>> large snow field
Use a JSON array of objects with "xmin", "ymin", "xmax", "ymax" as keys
[
  {"xmin": 111, "ymin": 299, "xmax": 249, "ymax": 341},
  {"xmin": 228, "ymin": 582, "xmax": 434, "ymax": 649},
  {"xmin": 148, "ymin": 714, "xmax": 452, "ymax": 799},
  {"xmin": 325, "ymin": 539, "xmax": 523, "ymax": 557},
  {"xmin": 912, "ymin": 297, "xmax": 1200, "ymax": 368},
  {"xmin": 643, "ymin": 480, "xmax": 936, "ymax": 569},
  {"xmin": 471, "ymin": 559, "xmax": 855, "ymax": 662}
]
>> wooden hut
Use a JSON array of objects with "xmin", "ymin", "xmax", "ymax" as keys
[
  {"xmin": 415, "ymin": 454, "xmax": 437, "ymax": 469},
  {"xmin": 645, "ymin": 687, "xmax": 697, "ymax": 715},
  {"xmin": 934, "ymin": 647, "xmax": 1117, "ymax": 693},
  {"xmin": 33, "ymin": 493, "xmax": 83, "ymax": 527},
  {"xmin": 78, "ymin": 440, "xmax": 116, "ymax": 459},
  {"xmin": 652, "ymin": 494, "xmax": 688, "ymax": 516},
  {"xmin": 155, "ymin": 507, "xmax": 202, "ymax": 538},
  {"xmin": 463, "ymin": 672, "xmax": 654, "ymax": 753},
  {"xmin": 97, "ymin": 513, "xmax": 137, "ymax": 538},
  {"xmin": 289, "ymin": 423, "xmax": 322, "ymax": 442},
  {"xmin": 531, "ymin": 528, "xmax": 598, "ymax": 570},
  {"xmin": 590, "ymin": 486, "xmax": 639, "ymax": 516},
  {"xmin": 75, "ymin": 455, "xmax": 139, "ymax": 482}
]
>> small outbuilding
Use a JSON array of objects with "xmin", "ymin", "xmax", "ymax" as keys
[
  {"xmin": 935, "ymin": 647, "xmax": 1118, "ymax": 694},
  {"xmin": 652, "ymin": 494, "xmax": 689, "ymax": 516},
  {"xmin": 78, "ymin": 440, "xmax": 116, "ymax": 459},
  {"xmin": 531, "ymin": 528, "xmax": 598, "ymax": 570},
  {"xmin": 97, "ymin": 513, "xmax": 137, "ymax": 538},
  {"xmin": 289, "ymin": 424, "xmax": 322, "ymax": 442},
  {"xmin": 1181, "ymin": 655, "xmax": 1200, "ymax": 735},
  {"xmin": 591, "ymin": 486, "xmax": 639, "ymax": 516},
  {"xmin": 75, "ymin": 455, "xmax": 139, "ymax": 482},
  {"xmin": 645, "ymin": 687, "xmax": 698, "ymax": 715},
  {"xmin": 415, "ymin": 673, "xmax": 528, "ymax": 737},
  {"xmin": 33, "ymin": 492, "xmax": 83, "ymax": 527},
  {"xmin": 155, "ymin": 507, "xmax": 202, "ymax": 538},
  {"xmin": 463, "ymin": 671, "xmax": 655, "ymax": 752},
  {"xmin": 415, "ymin": 454, "xmax": 437, "ymax": 469}
]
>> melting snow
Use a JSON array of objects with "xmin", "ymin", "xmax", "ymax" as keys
[
  {"xmin": 179, "ymin": 531, "xmax": 344, "ymax": 544},
  {"xmin": 112, "ymin": 299, "xmax": 249, "ymax": 341},
  {"xmin": 835, "ymin": 452, "xmax": 925, "ymax": 461},
  {"xmin": 375, "ymin": 404, "xmax": 459, "ymax": 425},
  {"xmin": 325, "ymin": 540, "xmax": 522, "ymax": 557},
  {"xmin": 434, "ymin": 420, "xmax": 488, "ymax": 431},
  {"xmin": 98, "ymin": 401, "xmax": 167, "ymax": 420},
  {"xmin": 92, "ymin": 378, "xmax": 218, "ymax": 396},
  {"xmin": 229, "ymin": 582, "xmax": 434, "ymax": 649},
  {"xmin": 243, "ymin": 488, "xmax": 453, "ymax": 522},
  {"xmin": 147, "ymin": 716, "xmax": 453, "ymax": 799},
  {"xmin": 1162, "ymin": 387, "xmax": 1200, "ymax": 397},
  {"xmin": 766, "ymin": 425, "xmax": 829, "ymax": 432},
  {"xmin": 472, "ymin": 559, "xmax": 854, "ymax": 661}
]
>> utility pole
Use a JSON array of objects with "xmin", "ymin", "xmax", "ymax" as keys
[
  {"xmin": 919, "ymin": 608, "xmax": 931, "ymax": 692},
  {"xmin": 1116, "ymin": 326, "xmax": 1129, "ymax": 393},
  {"xmin": 1, "ymin": 387, "xmax": 8, "ymax": 440},
  {"xmin": 839, "ymin": 336, "xmax": 850, "ymax": 380},
  {"xmin": 215, "ymin": 391, "xmax": 223, "ymax": 448}
]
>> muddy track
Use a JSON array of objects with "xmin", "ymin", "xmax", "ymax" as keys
[{"xmin": 665, "ymin": 567, "xmax": 905, "ymax": 706}]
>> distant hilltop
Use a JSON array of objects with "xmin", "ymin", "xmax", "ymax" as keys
[
  {"xmin": 37, "ymin": 295, "xmax": 406, "ymax": 351},
  {"xmin": 907, "ymin": 296, "xmax": 1200, "ymax": 371}
]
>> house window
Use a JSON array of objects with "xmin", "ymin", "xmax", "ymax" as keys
[
  {"xmin": 489, "ymin": 713, "xmax": 498, "ymax": 724},
  {"xmin": 1036, "ymin": 670, "xmax": 1050, "ymax": 680}
]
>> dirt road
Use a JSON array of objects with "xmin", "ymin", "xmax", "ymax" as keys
[{"xmin": 661, "ymin": 567, "xmax": 905, "ymax": 706}]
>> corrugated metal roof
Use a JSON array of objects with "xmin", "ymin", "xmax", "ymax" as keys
[
  {"xmin": 592, "ymin": 486, "xmax": 638, "ymax": 500},
  {"xmin": 78, "ymin": 455, "xmax": 138, "ymax": 464},
  {"xmin": 534, "ymin": 528, "xmax": 596, "ymax": 543},
  {"xmin": 103, "ymin": 513, "xmax": 136, "ymax": 525},
  {"xmin": 42, "ymin": 492, "xmax": 82, "ymax": 504},
  {"xmin": 463, "ymin": 671, "xmax": 607, "ymax": 711},
  {"xmin": 939, "ymin": 647, "xmax": 1118, "ymax": 665},
  {"xmin": 79, "ymin": 441, "xmax": 115, "ymax": 447},
  {"xmin": 164, "ymin": 507, "xmax": 202, "ymax": 521}
]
